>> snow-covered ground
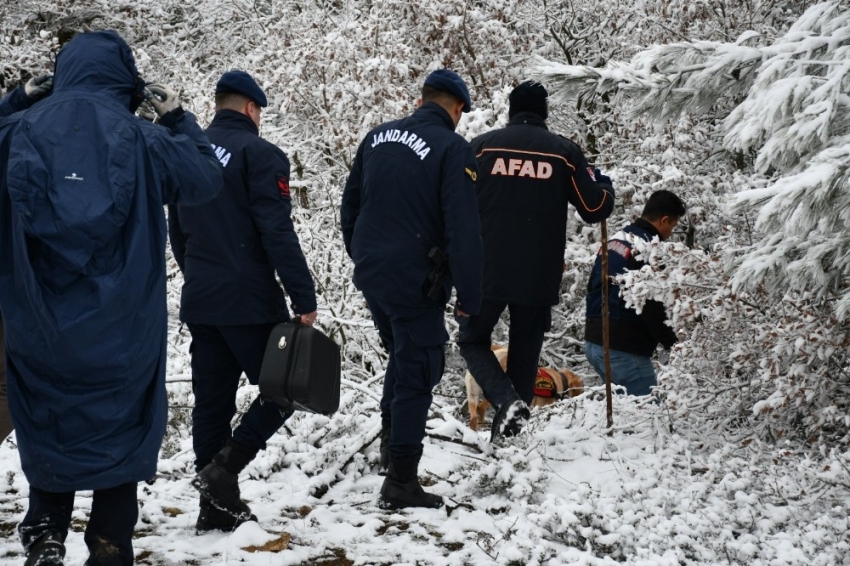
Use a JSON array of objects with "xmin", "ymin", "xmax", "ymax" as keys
[{"xmin": 0, "ymin": 311, "xmax": 848, "ymax": 565}]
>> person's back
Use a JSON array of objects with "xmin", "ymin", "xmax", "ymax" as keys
[
  {"xmin": 472, "ymin": 116, "xmax": 613, "ymax": 305},
  {"xmin": 172, "ymin": 110, "xmax": 314, "ymax": 324},
  {"xmin": 0, "ymin": 30, "xmax": 222, "ymax": 565},
  {"xmin": 345, "ymin": 102, "xmax": 481, "ymax": 308},
  {"xmin": 458, "ymin": 81, "xmax": 614, "ymax": 441}
]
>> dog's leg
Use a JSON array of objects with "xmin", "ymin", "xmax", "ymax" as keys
[{"xmin": 477, "ymin": 399, "xmax": 490, "ymax": 428}]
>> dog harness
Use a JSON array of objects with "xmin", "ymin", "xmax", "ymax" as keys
[{"xmin": 534, "ymin": 368, "xmax": 558, "ymax": 398}]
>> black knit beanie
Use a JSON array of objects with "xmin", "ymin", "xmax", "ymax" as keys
[{"xmin": 508, "ymin": 81, "xmax": 548, "ymax": 120}]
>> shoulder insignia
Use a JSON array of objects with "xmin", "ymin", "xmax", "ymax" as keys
[
  {"xmin": 464, "ymin": 167, "xmax": 477, "ymax": 182},
  {"xmin": 277, "ymin": 175, "xmax": 290, "ymax": 198}
]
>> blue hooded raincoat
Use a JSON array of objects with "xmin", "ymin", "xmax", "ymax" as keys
[{"xmin": 0, "ymin": 31, "xmax": 222, "ymax": 491}]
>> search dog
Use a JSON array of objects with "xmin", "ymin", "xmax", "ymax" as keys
[{"xmin": 465, "ymin": 345, "xmax": 584, "ymax": 431}]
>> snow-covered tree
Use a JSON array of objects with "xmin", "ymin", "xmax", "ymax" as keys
[
  {"xmin": 536, "ymin": 0, "xmax": 850, "ymax": 311},
  {"xmin": 535, "ymin": 1, "xmax": 850, "ymax": 446}
]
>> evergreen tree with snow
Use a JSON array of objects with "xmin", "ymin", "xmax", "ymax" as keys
[{"xmin": 537, "ymin": 0, "xmax": 850, "ymax": 315}]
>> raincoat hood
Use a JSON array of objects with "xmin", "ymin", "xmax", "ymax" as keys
[{"xmin": 54, "ymin": 30, "xmax": 143, "ymax": 111}]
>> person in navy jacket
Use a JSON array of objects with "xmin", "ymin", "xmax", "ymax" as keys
[
  {"xmin": 0, "ymin": 72, "xmax": 53, "ymax": 443},
  {"xmin": 585, "ymin": 190, "xmax": 686, "ymax": 396},
  {"xmin": 0, "ymin": 30, "xmax": 222, "ymax": 565},
  {"xmin": 168, "ymin": 70, "xmax": 317, "ymax": 531},
  {"xmin": 341, "ymin": 69, "xmax": 483, "ymax": 509},
  {"xmin": 458, "ymin": 81, "xmax": 615, "ymax": 441}
]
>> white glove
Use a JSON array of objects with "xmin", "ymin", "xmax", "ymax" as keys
[
  {"xmin": 145, "ymin": 83, "xmax": 180, "ymax": 116},
  {"xmin": 24, "ymin": 74, "xmax": 53, "ymax": 101},
  {"xmin": 657, "ymin": 348, "xmax": 671, "ymax": 365}
]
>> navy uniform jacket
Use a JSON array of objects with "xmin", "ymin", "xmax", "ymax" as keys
[
  {"xmin": 169, "ymin": 110, "xmax": 317, "ymax": 325},
  {"xmin": 585, "ymin": 218, "xmax": 678, "ymax": 356},
  {"xmin": 470, "ymin": 112, "xmax": 614, "ymax": 306},
  {"xmin": 341, "ymin": 102, "xmax": 483, "ymax": 315}
]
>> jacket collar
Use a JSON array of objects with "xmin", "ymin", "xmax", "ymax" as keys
[
  {"xmin": 209, "ymin": 109, "xmax": 259, "ymax": 134},
  {"xmin": 508, "ymin": 112, "xmax": 548, "ymax": 129},
  {"xmin": 413, "ymin": 101, "xmax": 455, "ymax": 130},
  {"xmin": 632, "ymin": 217, "xmax": 661, "ymax": 239}
]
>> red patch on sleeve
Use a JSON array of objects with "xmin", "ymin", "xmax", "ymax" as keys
[
  {"xmin": 586, "ymin": 167, "xmax": 597, "ymax": 181},
  {"xmin": 277, "ymin": 176, "xmax": 290, "ymax": 198}
]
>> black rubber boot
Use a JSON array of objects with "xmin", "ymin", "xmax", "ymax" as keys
[
  {"xmin": 196, "ymin": 495, "xmax": 257, "ymax": 534},
  {"xmin": 192, "ymin": 440, "xmax": 257, "ymax": 522},
  {"xmin": 490, "ymin": 398, "xmax": 531, "ymax": 442},
  {"xmin": 24, "ymin": 531, "xmax": 65, "ymax": 566},
  {"xmin": 379, "ymin": 455, "xmax": 443, "ymax": 510},
  {"xmin": 378, "ymin": 416, "xmax": 391, "ymax": 476}
]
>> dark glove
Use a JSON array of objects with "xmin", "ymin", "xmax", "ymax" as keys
[
  {"xmin": 594, "ymin": 167, "xmax": 615, "ymax": 200},
  {"xmin": 145, "ymin": 83, "xmax": 181, "ymax": 116},
  {"xmin": 24, "ymin": 74, "xmax": 53, "ymax": 101},
  {"xmin": 594, "ymin": 168, "xmax": 612, "ymax": 186}
]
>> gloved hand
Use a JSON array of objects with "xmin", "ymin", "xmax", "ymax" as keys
[
  {"xmin": 24, "ymin": 74, "xmax": 53, "ymax": 101},
  {"xmin": 594, "ymin": 167, "xmax": 612, "ymax": 186},
  {"xmin": 594, "ymin": 167, "xmax": 615, "ymax": 200},
  {"xmin": 657, "ymin": 348, "xmax": 671, "ymax": 365},
  {"xmin": 145, "ymin": 83, "xmax": 181, "ymax": 116}
]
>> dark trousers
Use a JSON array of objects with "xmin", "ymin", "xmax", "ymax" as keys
[
  {"xmin": 0, "ymin": 316, "xmax": 12, "ymax": 440},
  {"xmin": 363, "ymin": 294, "xmax": 447, "ymax": 460},
  {"xmin": 457, "ymin": 299, "xmax": 551, "ymax": 406},
  {"xmin": 187, "ymin": 323, "xmax": 293, "ymax": 473},
  {"xmin": 19, "ymin": 483, "xmax": 138, "ymax": 565}
]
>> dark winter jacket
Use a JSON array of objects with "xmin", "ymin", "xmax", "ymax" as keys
[
  {"xmin": 0, "ymin": 31, "xmax": 222, "ymax": 491},
  {"xmin": 585, "ymin": 218, "xmax": 678, "ymax": 356},
  {"xmin": 169, "ymin": 110, "xmax": 317, "ymax": 324},
  {"xmin": 341, "ymin": 102, "xmax": 483, "ymax": 314},
  {"xmin": 470, "ymin": 112, "xmax": 614, "ymax": 306}
]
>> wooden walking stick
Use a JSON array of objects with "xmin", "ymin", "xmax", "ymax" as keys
[{"xmin": 600, "ymin": 220, "xmax": 614, "ymax": 434}]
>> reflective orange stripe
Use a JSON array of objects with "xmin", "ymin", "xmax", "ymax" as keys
[{"xmin": 475, "ymin": 147, "xmax": 575, "ymax": 170}]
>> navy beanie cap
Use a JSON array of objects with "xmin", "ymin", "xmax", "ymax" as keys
[
  {"xmin": 424, "ymin": 69, "xmax": 472, "ymax": 113},
  {"xmin": 509, "ymin": 81, "xmax": 548, "ymax": 120},
  {"xmin": 215, "ymin": 70, "xmax": 268, "ymax": 107}
]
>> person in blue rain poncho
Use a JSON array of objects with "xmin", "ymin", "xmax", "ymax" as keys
[{"xmin": 0, "ymin": 30, "xmax": 222, "ymax": 566}]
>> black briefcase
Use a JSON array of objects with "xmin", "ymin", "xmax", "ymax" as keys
[{"xmin": 258, "ymin": 322, "xmax": 341, "ymax": 415}]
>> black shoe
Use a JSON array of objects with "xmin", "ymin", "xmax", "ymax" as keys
[
  {"xmin": 490, "ymin": 399, "xmax": 531, "ymax": 442},
  {"xmin": 378, "ymin": 476, "xmax": 443, "ymax": 510},
  {"xmin": 192, "ymin": 463, "xmax": 253, "ymax": 523},
  {"xmin": 196, "ymin": 497, "xmax": 257, "ymax": 534},
  {"xmin": 25, "ymin": 531, "xmax": 65, "ymax": 566}
]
